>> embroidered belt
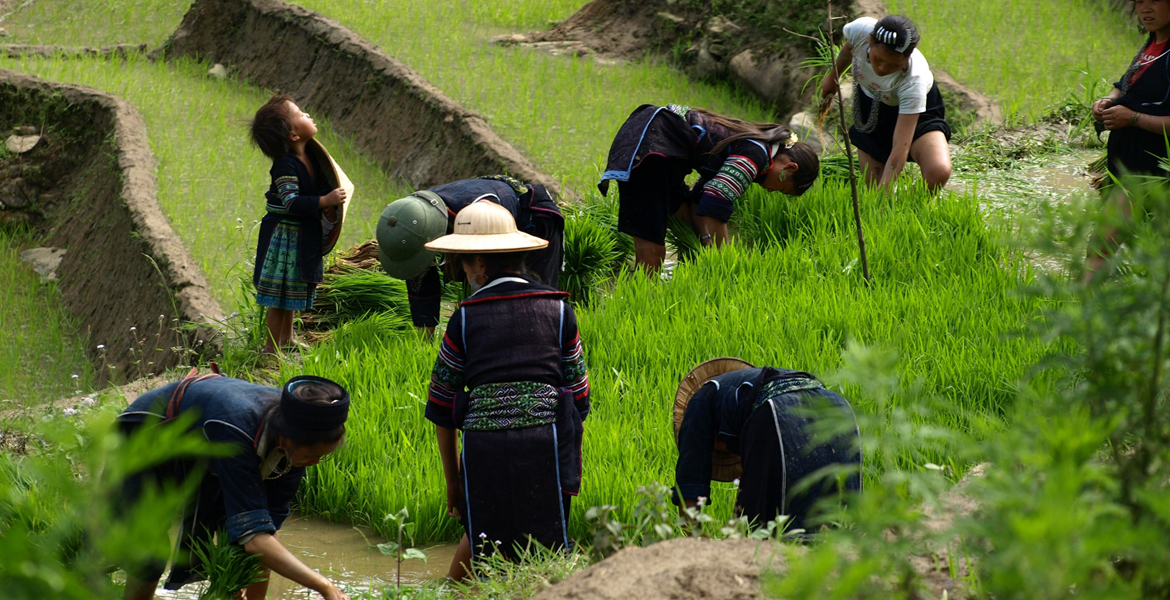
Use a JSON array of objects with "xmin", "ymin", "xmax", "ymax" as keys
[
  {"xmin": 463, "ymin": 382, "xmax": 559, "ymax": 431},
  {"xmin": 753, "ymin": 377, "xmax": 825, "ymax": 409}
]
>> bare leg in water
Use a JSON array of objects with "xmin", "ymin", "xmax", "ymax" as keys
[{"xmin": 446, "ymin": 533, "xmax": 473, "ymax": 581}]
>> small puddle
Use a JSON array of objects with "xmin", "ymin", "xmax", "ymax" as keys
[
  {"xmin": 949, "ymin": 149, "xmax": 1101, "ymax": 217},
  {"xmin": 150, "ymin": 513, "xmax": 458, "ymax": 599}
]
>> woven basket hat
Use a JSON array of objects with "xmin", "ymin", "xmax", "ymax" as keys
[
  {"xmin": 673, "ymin": 357, "xmax": 755, "ymax": 483},
  {"xmin": 424, "ymin": 201, "xmax": 548, "ymax": 253},
  {"xmin": 305, "ymin": 138, "xmax": 353, "ymax": 256}
]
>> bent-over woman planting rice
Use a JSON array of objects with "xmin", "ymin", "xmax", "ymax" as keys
[
  {"xmin": 673, "ymin": 358, "xmax": 861, "ymax": 531},
  {"xmin": 116, "ymin": 372, "xmax": 352, "ymax": 600},
  {"xmin": 376, "ymin": 176, "xmax": 564, "ymax": 334},
  {"xmin": 821, "ymin": 14, "xmax": 953, "ymax": 193},
  {"xmin": 598, "ymin": 103, "xmax": 820, "ymax": 272}
]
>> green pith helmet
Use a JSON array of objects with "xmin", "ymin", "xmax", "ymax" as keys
[{"xmin": 376, "ymin": 192, "xmax": 450, "ymax": 280}]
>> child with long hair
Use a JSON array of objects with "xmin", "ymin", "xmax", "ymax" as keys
[
  {"xmin": 599, "ymin": 104, "xmax": 821, "ymax": 272},
  {"xmin": 249, "ymin": 96, "xmax": 347, "ymax": 354},
  {"xmin": 821, "ymin": 14, "xmax": 953, "ymax": 193}
]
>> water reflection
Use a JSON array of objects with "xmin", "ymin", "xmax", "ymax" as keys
[{"xmin": 151, "ymin": 513, "xmax": 458, "ymax": 599}]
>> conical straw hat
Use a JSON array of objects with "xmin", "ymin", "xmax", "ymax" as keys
[
  {"xmin": 673, "ymin": 357, "xmax": 755, "ymax": 483},
  {"xmin": 424, "ymin": 201, "xmax": 549, "ymax": 253},
  {"xmin": 305, "ymin": 138, "xmax": 353, "ymax": 255}
]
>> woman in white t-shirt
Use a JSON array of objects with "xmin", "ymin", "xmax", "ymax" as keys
[{"xmin": 821, "ymin": 15, "xmax": 952, "ymax": 192}]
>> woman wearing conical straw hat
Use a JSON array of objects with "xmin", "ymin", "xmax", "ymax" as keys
[
  {"xmin": 673, "ymin": 358, "xmax": 861, "ymax": 531},
  {"xmin": 422, "ymin": 201, "xmax": 591, "ymax": 580}
]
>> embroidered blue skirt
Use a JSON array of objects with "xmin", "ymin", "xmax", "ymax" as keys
[{"xmin": 256, "ymin": 220, "xmax": 316, "ymax": 310}]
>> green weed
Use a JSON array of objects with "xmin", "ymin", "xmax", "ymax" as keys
[{"xmin": 0, "ymin": 227, "xmax": 93, "ymax": 408}]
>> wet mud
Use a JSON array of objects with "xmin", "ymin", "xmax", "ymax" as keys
[
  {"xmin": 151, "ymin": 513, "xmax": 458, "ymax": 599},
  {"xmin": 950, "ymin": 149, "xmax": 1100, "ymax": 216}
]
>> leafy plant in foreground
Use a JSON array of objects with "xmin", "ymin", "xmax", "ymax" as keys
[
  {"xmin": 376, "ymin": 507, "xmax": 427, "ymax": 593},
  {"xmin": 0, "ymin": 408, "xmax": 229, "ymax": 600},
  {"xmin": 768, "ymin": 180, "xmax": 1170, "ymax": 599}
]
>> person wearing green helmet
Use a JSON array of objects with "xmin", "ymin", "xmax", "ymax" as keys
[{"xmin": 377, "ymin": 176, "xmax": 564, "ymax": 333}]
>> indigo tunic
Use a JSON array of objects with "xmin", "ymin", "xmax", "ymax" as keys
[
  {"xmin": 675, "ymin": 367, "xmax": 862, "ymax": 530},
  {"xmin": 116, "ymin": 377, "xmax": 304, "ymax": 587},
  {"xmin": 405, "ymin": 177, "xmax": 565, "ymax": 328}
]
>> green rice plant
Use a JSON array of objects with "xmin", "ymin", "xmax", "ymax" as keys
[
  {"xmin": 561, "ymin": 212, "xmax": 618, "ymax": 305},
  {"xmin": 665, "ymin": 215, "xmax": 701, "ymax": 264},
  {"xmin": 0, "ymin": 227, "xmax": 93, "ymax": 407},
  {"xmin": 0, "ymin": 0, "xmax": 188, "ymax": 47},
  {"xmin": 309, "ymin": 270, "xmax": 411, "ymax": 330},
  {"xmin": 767, "ymin": 184, "xmax": 1170, "ymax": 599},
  {"xmin": 190, "ymin": 531, "xmax": 266, "ymax": 600},
  {"xmin": 285, "ymin": 177, "xmax": 1057, "ymax": 544},
  {"xmin": 885, "ymin": 0, "xmax": 1142, "ymax": 120}
]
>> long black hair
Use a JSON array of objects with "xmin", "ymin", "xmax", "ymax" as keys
[
  {"xmin": 694, "ymin": 108, "xmax": 821, "ymax": 195},
  {"xmin": 263, "ymin": 379, "xmax": 346, "ymax": 446}
]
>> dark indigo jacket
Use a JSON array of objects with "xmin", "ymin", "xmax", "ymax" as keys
[
  {"xmin": 675, "ymin": 367, "xmax": 816, "ymax": 501},
  {"xmin": 253, "ymin": 153, "xmax": 332, "ymax": 287},
  {"xmin": 116, "ymin": 377, "xmax": 303, "ymax": 544},
  {"xmin": 406, "ymin": 179, "xmax": 565, "ymax": 328}
]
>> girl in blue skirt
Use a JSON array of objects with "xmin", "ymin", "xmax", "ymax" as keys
[{"xmin": 249, "ymin": 96, "xmax": 347, "ymax": 354}]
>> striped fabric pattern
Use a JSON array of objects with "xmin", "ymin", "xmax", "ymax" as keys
[
  {"xmin": 703, "ymin": 154, "xmax": 760, "ymax": 204},
  {"xmin": 561, "ymin": 332, "xmax": 589, "ymax": 402},
  {"xmin": 428, "ymin": 333, "xmax": 465, "ymax": 408},
  {"xmin": 266, "ymin": 175, "xmax": 300, "ymax": 215},
  {"xmin": 255, "ymin": 221, "xmax": 315, "ymax": 310}
]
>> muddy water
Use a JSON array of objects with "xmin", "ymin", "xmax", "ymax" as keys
[
  {"xmin": 152, "ymin": 514, "xmax": 458, "ymax": 599},
  {"xmin": 949, "ymin": 149, "xmax": 1101, "ymax": 216}
]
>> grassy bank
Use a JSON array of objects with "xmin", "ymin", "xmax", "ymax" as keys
[
  {"xmin": 288, "ymin": 179, "xmax": 1057, "ymax": 543},
  {"xmin": 0, "ymin": 228, "xmax": 93, "ymax": 407},
  {"xmin": 886, "ymin": 0, "xmax": 1142, "ymax": 120},
  {"xmin": 0, "ymin": 53, "xmax": 414, "ymax": 308},
  {"xmin": 0, "ymin": 0, "xmax": 774, "ymax": 193}
]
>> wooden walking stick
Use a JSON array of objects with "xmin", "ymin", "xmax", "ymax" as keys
[{"xmin": 825, "ymin": 0, "xmax": 871, "ymax": 283}]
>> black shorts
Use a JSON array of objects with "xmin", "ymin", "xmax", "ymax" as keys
[
  {"xmin": 848, "ymin": 82, "xmax": 951, "ymax": 165},
  {"xmin": 616, "ymin": 155, "xmax": 695, "ymax": 246}
]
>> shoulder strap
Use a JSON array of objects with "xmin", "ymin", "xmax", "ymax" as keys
[
  {"xmin": 412, "ymin": 190, "xmax": 450, "ymax": 216},
  {"xmin": 164, "ymin": 362, "xmax": 223, "ymax": 422}
]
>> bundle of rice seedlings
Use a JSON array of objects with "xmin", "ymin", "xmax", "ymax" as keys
[
  {"xmin": 562, "ymin": 213, "xmax": 619, "ymax": 305},
  {"xmin": 306, "ymin": 269, "xmax": 411, "ymax": 330},
  {"xmin": 327, "ymin": 240, "xmax": 382, "ymax": 274},
  {"xmin": 573, "ymin": 193, "xmax": 633, "ymax": 269},
  {"xmin": 665, "ymin": 215, "xmax": 701, "ymax": 263},
  {"xmin": 191, "ymin": 533, "xmax": 265, "ymax": 600}
]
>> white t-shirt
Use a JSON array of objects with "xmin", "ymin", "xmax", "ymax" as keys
[{"xmin": 843, "ymin": 17, "xmax": 934, "ymax": 114}]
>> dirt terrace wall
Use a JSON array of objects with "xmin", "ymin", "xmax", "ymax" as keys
[
  {"xmin": 164, "ymin": 0, "xmax": 566, "ymax": 197},
  {"xmin": 0, "ymin": 70, "xmax": 224, "ymax": 383}
]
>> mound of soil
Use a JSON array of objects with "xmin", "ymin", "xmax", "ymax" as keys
[{"xmin": 534, "ymin": 537, "xmax": 784, "ymax": 600}]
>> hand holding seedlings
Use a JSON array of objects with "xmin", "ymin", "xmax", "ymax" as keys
[{"xmin": 114, "ymin": 374, "xmax": 352, "ymax": 600}]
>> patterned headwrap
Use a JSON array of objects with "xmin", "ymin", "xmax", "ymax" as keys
[
  {"xmin": 280, "ymin": 375, "xmax": 350, "ymax": 430},
  {"xmin": 873, "ymin": 22, "xmax": 917, "ymax": 55}
]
